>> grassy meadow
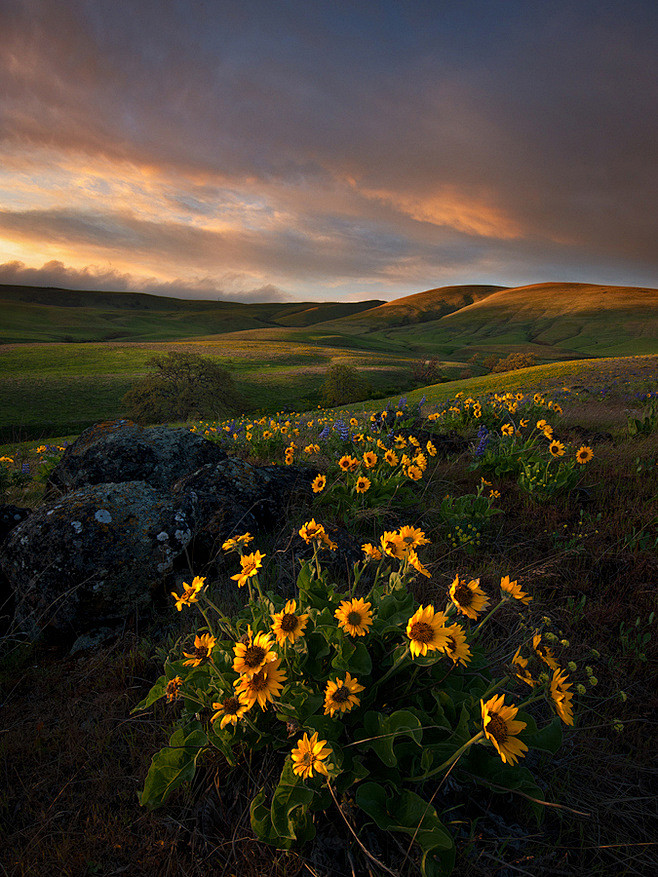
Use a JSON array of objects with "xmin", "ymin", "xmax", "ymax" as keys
[
  {"xmin": 1, "ymin": 281, "xmax": 657, "ymax": 875},
  {"xmin": 1, "ymin": 347, "xmax": 657, "ymax": 876}
]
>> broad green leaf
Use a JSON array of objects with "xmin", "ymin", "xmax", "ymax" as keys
[
  {"xmin": 522, "ymin": 716, "xmax": 563, "ymax": 754},
  {"xmin": 270, "ymin": 759, "xmax": 316, "ymax": 842},
  {"xmin": 331, "ymin": 638, "xmax": 372, "ymax": 676},
  {"xmin": 356, "ymin": 782, "xmax": 455, "ymax": 876},
  {"xmin": 358, "ymin": 710, "xmax": 423, "ymax": 767},
  {"xmin": 139, "ymin": 728, "xmax": 207, "ymax": 809},
  {"xmin": 131, "ymin": 675, "xmax": 166, "ymax": 713},
  {"xmin": 250, "ymin": 787, "xmax": 294, "ymax": 849}
]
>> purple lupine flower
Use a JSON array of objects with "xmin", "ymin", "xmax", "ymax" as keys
[{"xmin": 475, "ymin": 426, "xmax": 490, "ymax": 457}]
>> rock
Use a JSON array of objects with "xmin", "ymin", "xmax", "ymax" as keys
[
  {"xmin": 1, "ymin": 481, "xmax": 196, "ymax": 639},
  {"xmin": 172, "ymin": 459, "xmax": 314, "ymax": 564},
  {"xmin": 46, "ymin": 419, "xmax": 227, "ymax": 495},
  {"xmin": 0, "ymin": 505, "xmax": 31, "ymax": 545}
]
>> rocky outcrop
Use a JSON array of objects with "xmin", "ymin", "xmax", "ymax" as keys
[
  {"xmin": 0, "ymin": 420, "xmax": 315, "ymax": 640},
  {"xmin": 172, "ymin": 458, "xmax": 313, "ymax": 561},
  {"xmin": 1, "ymin": 481, "xmax": 197, "ymax": 639},
  {"xmin": 46, "ymin": 419, "xmax": 227, "ymax": 495}
]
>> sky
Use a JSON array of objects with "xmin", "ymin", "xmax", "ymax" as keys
[{"xmin": 0, "ymin": 0, "xmax": 657, "ymax": 303}]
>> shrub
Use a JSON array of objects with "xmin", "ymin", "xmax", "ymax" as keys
[
  {"xmin": 122, "ymin": 352, "xmax": 244, "ymax": 424},
  {"xmin": 411, "ymin": 357, "xmax": 444, "ymax": 385},
  {"xmin": 321, "ymin": 363, "xmax": 371, "ymax": 406},
  {"xmin": 486, "ymin": 352, "xmax": 539, "ymax": 373}
]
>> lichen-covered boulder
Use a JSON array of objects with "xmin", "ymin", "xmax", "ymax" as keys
[
  {"xmin": 172, "ymin": 458, "xmax": 314, "ymax": 562},
  {"xmin": 0, "ymin": 504, "xmax": 31, "ymax": 545},
  {"xmin": 1, "ymin": 481, "xmax": 196, "ymax": 638},
  {"xmin": 46, "ymin": 419, "xmax": 227, "ymax": 495}
]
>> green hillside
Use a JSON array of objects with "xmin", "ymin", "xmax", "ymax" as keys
[{"xmin": 0, "ymin": 284, "xmax": 384, "ymax": 342}]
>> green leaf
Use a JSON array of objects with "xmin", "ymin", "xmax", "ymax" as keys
[
  {"xmin": 522, "ymin": 716, "xmax": 563, "ymax": 754},
  {"xmin": 131, "ymin": 675, "xmax": 167, "ymax": 713},
  {"xmin": 356, "ymin": 782, "xmax": 455, "ymax": 876},
  {"xmin": 331, "ymin": 638, "xmax": 372, "ymax": 676},
  {"xmin": 250, "ymin": 788, "xmax": 294, "ymax": 849},
  {"xmin": 270, "ymin": 759, "xmax": 316, "ymax": 843},
  {"xmin": 358, "ymin": 710, "xmax": 423, "ymax": 767},
  {"xmin": 139, "ymin": 728, "xmax": 207, "ymax": 809}
]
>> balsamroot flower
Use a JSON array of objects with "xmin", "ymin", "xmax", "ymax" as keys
[
  {"xmin": 335, "ymin": 598, "xmax": 373, "ymax": 637},
  {"xmin": 500, "ymin": 576, "xmax": 532, "ymax": 605},
  {"xmin": 323, "ymin": 672, "xmax": 365, "ymax": 717},
  {"xmin": 379, "ymin": 530, "xmax": 407, "ymax": 559},
  {"xmin": 211, "ymin": 694, "xmax": 250, "ymax": 729},
  {"xmin": 532, "ymin": 632, "xmax": 559, "ymax": 670},
  {"xmin": 406, "ymin": 605, "xmax": 449, "ymax": 658},
  {"xmin": 550, "ymin": 668, "xmax": 574, "ymax": 726},
  {"xmin": 384, "ymin": 449, "xmax": 399, "ymax": 466},
  {"xmin": 233, "ymin": 627, "xmax": 278, "ymax": 677},
  {"xmin": 271, "ymin": 599, "xmax": 309, "ymax": 646},
  {"xmin": 501, "ymin": 423, "xmax": 514, "ymax": 436},
  {"xmin": 355, "ymin": 476, "xmax": 371, "ymax": 493},
  {"xmin": 183, "ymin": 633, "xmax": 216, "ymax": 667},
  {"xmin": 362, "ymin": 542, "xmax": 382, "ymax": 561},
  {"xmin": 511, "ymin": 647, "xmax": 536, "ymax": 687},
  {"xmin": 298, "ymin": 519, "xmax": 327, "ymax": 543},
  {"xmin": 222, "ymin": 533, "xmax": 254, "ymax": 552},
  {"xmin": 311, "ymin": 474, "xmax": 326, "ymax": 493},
  {"xmin": 481, "ymin": 694, "xmax": 528, "ymax": 765},
  {"xmin": 576, "ymin": 446, "xmax": 594, "ymax": 464},
  {"xmin": 443, "ymin": 623, "xmax": 472, "ymax": 666},
  {"xmin": 408, "ymin": 550, "xmax": 431, "ymax": 578},
  {"xmin": 230, "ymin": 550, "xmax": 266, "ymax": 587},
  {"xmin": 362, "ymin": 451, "xmax": 377, "ymax": 468},
  {"xmin": 171, "ymin": 575, "xmax": 205, "ymax": 611},
  {"xmin": 234, "ymin": 658, "xmax": 286, "ymax": 709},
  {"xmin": 165, "ymin": 676, "xmax": 183, "ymax": 702},
  {"xmin": 398, "ymin": 525, "xmax": 431, "ymax": 550},
  {"xmin": 449, "ymin": 575, "xmax": 490, "ymax": 620},
  {"xmin": 549, "ymin": 440, "xmax": 565, "ymax": 457},
  {"xmin": 291, "ymin": 731, "xmax": 332, "ymax": 779}
]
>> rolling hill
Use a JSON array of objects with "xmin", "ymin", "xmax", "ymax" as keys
[{"xmin": 0, "ymin": 284, "xmax": 385, "ymax": 343}]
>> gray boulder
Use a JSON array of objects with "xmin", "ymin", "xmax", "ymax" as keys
[
  {"xmin": 46, "ymin": 419, "xmax": 227, "ymax": 494},
  {"xmin": 1, "ymin": 481, "xmax": 196, "ymax": 638}
]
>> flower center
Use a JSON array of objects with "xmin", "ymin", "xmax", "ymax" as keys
[
  {"xmin": 281, "ymin": 613, "xmax": 299, "ymax": 632},
  {"xmin": 453, "ymin": 583, "xmax": 473, "ymax": 606},
  {"xmin": 223, "ymin": 696, "xmax": 241, "ymax": 715},
  {"xmin": 250, "ymin": 670, "xmax": 268, "ymax": 691},
  {"xmin": 410, "ymin": 621, "xmax": 434, "ymax": 643},
  {"xmin": 486, "ymin": 712, "xmax": 508, "ymax": 744},
  {"xmin": 302, "ymin": 752, "xmax": 313, "ymax": 764},
  {"xmin": 332, "ymin": 686, "xmax": 350, "ymax": 703},
  {"xmin": 347, "ymin": 611, "xmax": 363, "ymax": 626},
  {"xmin": 193, "ymin": 646, "xmax": 210, "ymax": 660},
  {"xmin": 244, "ymin": 645, "xmax": 266, "ymax": 667}
]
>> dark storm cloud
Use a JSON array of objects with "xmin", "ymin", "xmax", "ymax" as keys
[{"xmin": 0, "ymin": 0, "xmax": 656, "ymax": 292}]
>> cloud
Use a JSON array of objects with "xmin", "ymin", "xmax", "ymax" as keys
[
  {"xmin": 0, "ymin": 259, "xmax": 289, "ymax": 302},
  {"xmin": 0, "ymin": 0, "xmax": 656, "ymax": 296}
]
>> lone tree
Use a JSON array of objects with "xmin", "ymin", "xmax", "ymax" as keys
[
  {"xmin": 123, "ymin": 351, "xmax": 244, "ymax": 424},
  {"xmin": 321, "ymin": 363, "xmax": 371, "ymax": 406}
]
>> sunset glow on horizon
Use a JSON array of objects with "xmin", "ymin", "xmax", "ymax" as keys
[{"xmin": 1, "ymin": 0, "xmax": 657, "ymax": 302}]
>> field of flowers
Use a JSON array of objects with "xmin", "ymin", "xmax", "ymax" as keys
[{"xmin": 0, "ymin": 367, "xmax": 656, "ymax": 876}]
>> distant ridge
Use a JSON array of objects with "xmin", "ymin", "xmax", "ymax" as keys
[
  {"xmin": 329, "ymin": 284, "xmax": 505, "ymax": 327},
  {"xmin": 0, "ymin": 283, "xmax": 384, "ymax": 342}
]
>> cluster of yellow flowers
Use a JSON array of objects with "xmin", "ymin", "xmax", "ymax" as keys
[{"xmin": 168, "ymin": 519, "xmax": 577, "ymax": 778}]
